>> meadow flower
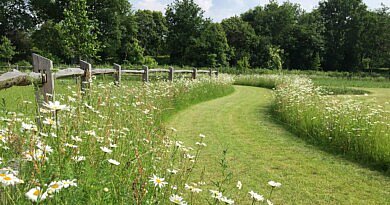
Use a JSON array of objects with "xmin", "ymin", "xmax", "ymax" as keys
[
  {"xmin": 199, "ymin": 134, "xmax": 206, "ymax": 138},
  {"xmin": 85, "ymin": 130, "xmax": 96, "ymax": 136},
  {"xmin": 169, "ymin": 194, "xmax": 187, "ymax": 205},
  {"xmin": 61, "ymin": 179, "xmax": 77, "ymax": 188},
  {"xmin": 36, "ymin": 143, "xmax": 53, "ymax": 153},
  {"xmin": 195, "ymin": 142, "xmax": 207, "ymax": 147},
  {"xmin": 72, "ymin": 156, "xmax": 86, "ymax": 162},
  {"xmin": 210, "ymin": 190, "xmax": 223, "ymax": 199},
  {"xmin": 149, "ymin": 175, "xmax": 168, "ymax": 188},
  {"xmin": 167, "ymin": 169, "xmax": 178, "ymax": 174},
  {"xmin": 47, "ymin": 181, "xmax": 63, "ymax": 193},
  {"xmin": 248, "ymin": 191, "xmax": 264, "ymax": 201},
  {"xmin": 64, "ymin": 143, "xmax": 78, "ymax": 148},
  {"xmin": 267, "ymin": 199, "xmax": 274, "ymax": 205},
  {"xmin": 21, "ymin": 122, "xmax": 37, "ymax": 131},
  {"xmin": 220, "ymin": 196, "xmax": 234, "ymax": 204},
  {"xmin": 25, "ymin": 187, "xmax": 47, "ymax": 202},
  {"xmin": 100, "ymin": 146, "xmax": 112, "ymax": 153},
  {"xmin": 184, "ymin": 184, "xmax": 202, "ymax": 193},
  {"xmin": 43, "ymin": 118, "xmax": 56, "ymax": 126},
  {"xmin": 236, "ymin": 181, "xmax": 242, "ymax": 190},
  {"xmin": 0, "ymin": 174, "xmax": 21, "ymax": 186},
  {"xmin": 43, "ymin": 101, "xmax": 68, "ymax": 111},
  {"xmin": 108, "ymin": 159, "xmax": 120, "ymax": 165},
  {"xmin": 268, "ymin": 181, "xmax": 282, "ymax": 188}
]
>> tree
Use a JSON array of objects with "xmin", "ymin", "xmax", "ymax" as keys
[
  {"xmin": 189, "ymin": 21, "xmax": 230, "ymax": 67},
  {"xmin": 88, "ymin": 0, "xmax": 136, "ymax": 62},
  {"xmin": 0, "ymin": 36, "xmax": 16, "ymax": 65},
  {"xmin": 122, "ymin": 38, "xmax": 144, "ymax": 65},
  {"xmin": 361, "ymin": 5, "xmax": 390, "ymax": 69},
  {"xmin": 319, "ymin": 0, "xmax": 367, "ymax": 71},
  {"xmin": 166, "ymin": 0, "xmax": 204, "ymax": 65},
  {"xmin": 135, "ymin": 10, "xmax": 168, "ymax": 57},
  {"xmin": 0, "ymin": 0, "xmax": 35, "ymax": 36},
  {"xmin": 31, "ymin": 20, "xmax": 68, "ymax": 62},
  {"xmin": 30, "ymin": 0, "xmax": 69, "ymax": 23},
  {"xmin": 61, "ymin": 0, "xmax": 100, "ymax": 62}
]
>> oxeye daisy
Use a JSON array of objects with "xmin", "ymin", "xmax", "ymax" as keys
[
  {"xmin": 149, "ymin": 175, "xmax": 168, "ymax": 188},
  {"xmin": 100, "ymin": 146, "xmax": 112, "ymax": 153},
  {"xmin": 43, "ymin": 101, "xmax": 68, "ymax": 111},
  {"xmin": 108, "ymin": 159, "xmax": 120, "ymax": 165},
  {"xmin": 268, "ymin": 181, "xmax": 282, "ymax": 188},
  {"xmin": 236, "ymin": 181, "xmax": 242, "ymax": 190},
  {"xmin": 248, "ymin": 190, "xmax": 264, "ymax": 201},
  {"xmin": 61, "ymin": 179, "xmax": 77, "ymax": 188},
  {"xmin": 0, "ymin": 174, "xmax": 21, "ymax": 186},
  {"xmin": 25, "ymin": 187, "xmax": 47, "ymax": 202},
  {"xmin": 47, "ymin": 181, "xmax": 63, "ymax": 193},
  {"xmin": 169, "ymin": 194, "xmax": 187, "ymax": 205}
]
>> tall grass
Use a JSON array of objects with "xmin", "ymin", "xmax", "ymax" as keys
[
  {"xmin": 235, "ymin": 75, "xmax": 390, "ymax": 171},
  {"xmin": 0, "ymin": 76, "xmax": 282, "ymax": 204}
]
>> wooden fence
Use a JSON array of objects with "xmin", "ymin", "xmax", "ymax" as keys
[{"xmin": 0, "ymin": 53, "xmax": 218, "ymax": 103}]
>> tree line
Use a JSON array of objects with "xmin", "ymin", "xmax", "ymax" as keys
[{"xmin": 0, "ymin": 0, "xmax": 389, "ymax": 71}]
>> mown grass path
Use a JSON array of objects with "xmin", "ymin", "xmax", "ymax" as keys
[{"xmin": 167, "ymin": 85, "xmax": 389, "ymax": 204}]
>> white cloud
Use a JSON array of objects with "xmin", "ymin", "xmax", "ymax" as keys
[
  {"xmin": 134, "ymin": 0, "xmax": 166, "ymax": 12},
  {"xmin": 195, "ymin": 0, "xmax": 213, "ymax": 12}
]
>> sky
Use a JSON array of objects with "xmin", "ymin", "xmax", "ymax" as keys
[{"xmin": 131, "ymin": 0, "xmax": 389, "ymax": 22}]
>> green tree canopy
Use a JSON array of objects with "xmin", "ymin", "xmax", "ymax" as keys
[
  {"xmin": 61, "ymin": 0, "xmax": 100, "ymax": 62},
  {"xmin": 0, "ymin": 36, "xmax": 17, "ymax": 64},
  {"xmin": 135, "ymin": 10, "xmax": 168, "ymax": 57}
]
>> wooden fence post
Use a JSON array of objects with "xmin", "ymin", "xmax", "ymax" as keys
[
  {"xmin": 142, "ymin": 65, "xmax": 149, "ymax": 82},
  {"xmin": 168, "ymin": 66, "xmax": 174, "ymax": 82},
  {"xmin": 114, "ymin": 63, "xmax": 121, "ymax": 85},
  {"xmin": 215, "ymin": 70, "xmax": 219, "ymax": 78},
  {"xmin": 209, "ymin": 68, "xmax": 212, "ymax": 77},
  {"xmin": 80, "ymin": 60, "xmax": 92, "ymax": 91},
  {"xmin": 32, "ymin": 53, "xmax": 54, "ymax": 103},
  {"xmin": 192, "ymin": 68, "xmax": 197, "ymax": 80}
]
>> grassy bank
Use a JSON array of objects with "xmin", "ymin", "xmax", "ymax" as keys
[{"xmin": 0, "ymin": 76, "xmax": 234, "ymax": 204}]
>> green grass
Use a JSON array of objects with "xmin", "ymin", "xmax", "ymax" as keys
[
  {"xmin": 311, "ymin": 77, "xmax": 390, "ymax": 88},
  {"xmin": 0, "ymin": 76, "xmax": 235, "ymax": 204},
  {"xmin": 167, "ymin": 86, "xmax": 390, "ymax": 204}
]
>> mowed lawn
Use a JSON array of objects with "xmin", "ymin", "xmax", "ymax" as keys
[{"xmin": 167, "ymin": 85, "xmax": 389, "ymax": 204}]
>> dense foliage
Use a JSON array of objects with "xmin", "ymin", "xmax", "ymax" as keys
[{"xmin": 0, "ymin": 0, "xmax": 389, "ymax": 71}]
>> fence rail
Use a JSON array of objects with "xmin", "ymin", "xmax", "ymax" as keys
[{"xmin": 0, "ymin": 53, "xmax": 218, "ymax": 103}]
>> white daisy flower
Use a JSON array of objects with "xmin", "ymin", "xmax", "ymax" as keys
[
  {"xmin": 236, "ymin": 181, "xmax": 242, "ymax": 190},
  {"xmin": 268, "ymin": 181, "xmax": 282, "ymax": 188},
  {"xmin": 25, "ymin": 187, "xmax": 47, "ymax": 202},
  {"xmin": 108, "ymin": 159, "xmax": 120, "ymax": 165},
  {"xmin": 100, "ymin": 146, "xmax": 112, "ymax": 153},
  {"xmin": 249, "ymin": 190, "xmax": 264, "ymax": 201},
  {"xmin": 43, "ymin": 101, "xmax": 68, "ymax": 111},
  {"xmin": 169, "ymin": 194, "xmax": 187, "ymax": 205},
  {"xmin": 149, "ymin": 175, "xmax": 168, "ymax": 188}
]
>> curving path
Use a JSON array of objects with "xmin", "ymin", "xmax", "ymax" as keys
[{"xmin": 167, "ymin": 85, "xmax": 389, "ymax": 204}]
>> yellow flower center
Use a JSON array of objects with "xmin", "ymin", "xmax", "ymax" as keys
[
  {"xmin": 156, "ymin": 179, "xmax": 161, "ymax": 184},
  {"xmin": 3, "ymin": 176, "xmax": 11, "ymax": 181},
  {"xmin": 51, "ymin": 184, "xmax": 60, "ymax": 189},
  {"xmin": 0, "ymin": 173, "xmax": 6, "ymax": 177},
  {"xmin": 33, "ymin": 190, "xmax": 40, "ymax": 196}
]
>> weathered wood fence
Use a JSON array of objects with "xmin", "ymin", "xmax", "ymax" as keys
[{"xmin": 0, "ymin": 54, "xmax": 219, "ymax": 102}]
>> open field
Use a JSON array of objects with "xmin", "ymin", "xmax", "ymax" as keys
[
  {"xmin": 168, "ymin": 85, "xmax": 390, "ymax": 204},
  {"xmin": 1, "ymin": 73, "xmax": 389, "ymax": 204}
]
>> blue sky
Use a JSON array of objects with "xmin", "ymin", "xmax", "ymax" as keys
[{"xmin": 131, "ymin": 0, "xmax": 389, "ymax": 22}]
